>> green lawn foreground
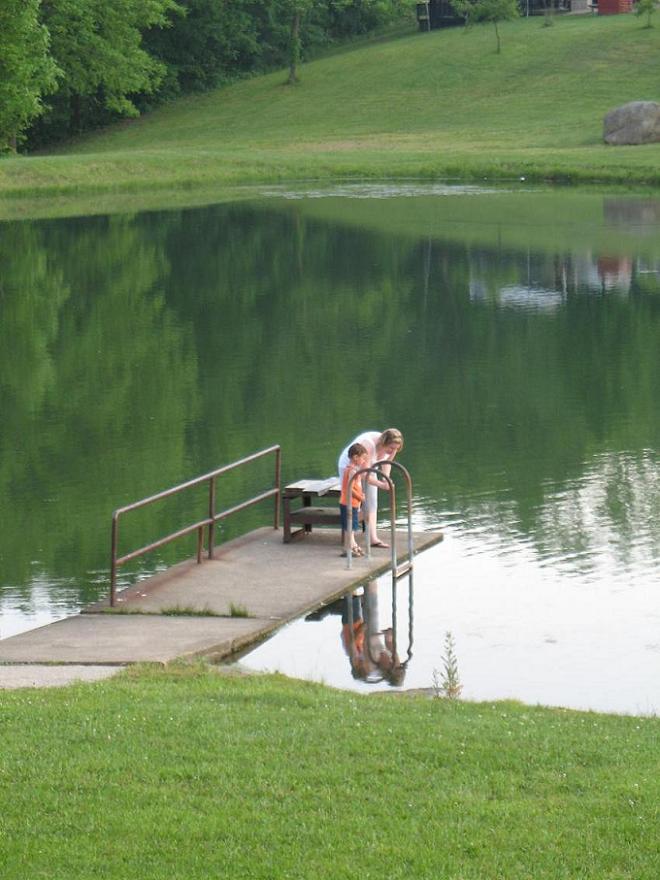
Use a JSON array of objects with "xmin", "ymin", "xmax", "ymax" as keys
[
  {"xmin": 0, "ymin": 664, "xmax": 658, "ymax": 879},
  {"xmin": 1, "ymin": 14, "xmax": 660, "ymax": 208}
]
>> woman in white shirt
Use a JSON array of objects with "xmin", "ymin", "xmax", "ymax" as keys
[{"xmin": 337, "ymin": 428, "xmax": 403, "ymax": 548}]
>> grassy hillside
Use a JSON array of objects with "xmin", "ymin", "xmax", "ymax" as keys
[{"xmin": 1, "ymin": 14, "xmax": 659, "ymax": 203}]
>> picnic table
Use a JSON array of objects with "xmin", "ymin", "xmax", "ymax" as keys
[{"xmin": 283, "ymin": 477, "xmax": 361, "ymax": 543}]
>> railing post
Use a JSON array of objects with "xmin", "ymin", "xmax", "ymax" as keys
[
  {"xmin": 110, "ymin": 513, "xmax": 119, "ymax": 607},
  {"xmin": 274, "ymin": 446, "xmax": 281, "ymax": 529},
  {"xmin": 208, "ymin": 474, "xmax": 216, "ymax": 560},
  {"xmin": 197, "ymin": 525, "xmax": 204, "ymax": 564}
]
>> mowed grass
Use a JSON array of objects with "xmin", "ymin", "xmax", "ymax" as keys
[
  {"xmin": 1, "ymin": 14, "xmax": 660, "ymax": 203},
  {"xmin": 1, "ymin": 663, "xmax": 659, "ymax": 879}
]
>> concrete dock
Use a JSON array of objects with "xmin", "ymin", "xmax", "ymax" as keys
[{"xmin": 0, "ymin": 526, "xmax": 442, "ymax": 685}]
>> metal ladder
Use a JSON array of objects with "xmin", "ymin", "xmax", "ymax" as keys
[{"xmin": 344, "ymin": 460, "xmax": 415, "ymax": 682}]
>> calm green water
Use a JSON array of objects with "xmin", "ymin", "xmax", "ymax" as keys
[{"xmin": 1, "ymin": 184, "xmax": 659, "ymax": 711}]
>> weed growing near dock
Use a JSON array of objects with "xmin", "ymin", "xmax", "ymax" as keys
[
  {"xmin": 100, "ymin": 604, "xmax": 252, "ymax": 618},
  {"xmin": 161, "ymin": 605, "xmax": 221, "ymax": 617},
  {"xmin": 432, "ymin": 631, "xmax": 463, "ymax": 700},
  {"xmin": 228, "ymin": 602, "xmax": 250, "ymax": 618}
]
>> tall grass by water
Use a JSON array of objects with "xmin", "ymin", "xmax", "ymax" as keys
[
  {"xmin": 1, "ymin": 14, "xmax": 660, "ymax": 207},
  {"xmin": 1, "ymin": 664, "xmax": 659, "ymax": 878}
]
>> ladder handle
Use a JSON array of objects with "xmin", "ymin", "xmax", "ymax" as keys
[{"xmin": 345, "ymin": 461, "xmax": 415, "ymax": 571}]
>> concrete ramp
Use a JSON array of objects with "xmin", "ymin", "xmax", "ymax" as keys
[
  {"xmin": 0, "ymin": 614, "xmax": 267, "ymax": 665},
  {"xmin": 0, "ymin": 527, "xmax": 442, "ymax": 668}
]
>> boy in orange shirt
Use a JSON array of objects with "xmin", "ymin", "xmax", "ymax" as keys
[{"xmin": 340, "ymin": 442, "xmax": 368, "ymax": 557}]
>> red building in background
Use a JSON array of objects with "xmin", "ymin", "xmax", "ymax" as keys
[{"xmin": 598, "ymin": 0, "xmax": 632, "ymax": 12}]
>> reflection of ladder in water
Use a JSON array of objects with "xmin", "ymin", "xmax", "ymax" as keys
[
  {"xmin": 344, "ymin": 576, "xmax": 414, "ymax": 685},
  {"xmin": 345, "ymin": 461, "xmax": 415, "ymax": 680}
]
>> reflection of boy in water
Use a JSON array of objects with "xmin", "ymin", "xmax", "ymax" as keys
[
  {"xmin": 341, "ymin": 593, "xmax": 368, "ymax": 679},
  {"xmin": 341, "ymin": 582, "xmax": 405, "ymax": 685}
]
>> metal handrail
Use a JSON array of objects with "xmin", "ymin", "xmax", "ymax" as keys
[{"xmin": 109, "ymin": 445, "xmax": 281, "ymax": 606}]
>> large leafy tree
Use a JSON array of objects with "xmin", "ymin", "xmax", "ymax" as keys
[
  {"xmin": 0, "ymin": 0, "xmax": 59, "ymax": 150},
  {"xmin": 282, "ymin": 0, "xmax": 312, "ymax": 83},
  {"xmin": 282, "ymin": 0, "xmax": 376, "ymax": 84},
  {"xmin": 23, "ymin": 0, "xmax": 407, "ymax": 146},
  {"xmin": 38, "ymin": 0, "xmax": 180, "ymax": 133},
  {"xmin": 143, "ymin": 0, "xmax": 262, "ymax": 98},
  {"xmin": 149, "ymin": 0, "xmax": 404, "ymax": 91}
]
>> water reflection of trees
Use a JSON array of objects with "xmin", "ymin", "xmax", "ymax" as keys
[
  {"xmin": 1, "ymin": 196, "xmax": 659, "ymax": 615},
  {"xmin": 536, "ymin": 451, "xmax": 660, "ymax": 575},
  {"xmin": 0, "ymin": 214, "xmax": 200, "ymax": 610},
  {"xmin": 405, "ymin": 237, "xmax": 660, "ymax": 572}
]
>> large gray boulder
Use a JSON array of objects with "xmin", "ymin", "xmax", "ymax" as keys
[{"xmin": 603, "ymin": 101, "xmax": 660, "ymax": 145}]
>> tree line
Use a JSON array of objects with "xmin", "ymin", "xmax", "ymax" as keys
[{"xmin": 0, "ymin": 0, "xmax": 408, "ymax": 153}]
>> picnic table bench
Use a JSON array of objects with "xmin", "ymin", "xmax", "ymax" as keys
[{"xmin": 283, "ymin": 477, "xmax": 363, "ymax": 543}]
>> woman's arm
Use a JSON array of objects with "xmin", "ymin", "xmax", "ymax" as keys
[
  {"xmin": 367, "ymin": 474, "xmax": 390, "ymax": 491},
  {"xmin": 380, "ymin": 447, "xmax": 398, "ymax": 476},
  {"xmin": 367, "ymin": 448, "xmax": 397, "ymax": 490}
]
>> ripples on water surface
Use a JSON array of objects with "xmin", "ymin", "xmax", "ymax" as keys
[{"xmin": 1, "ymin": 183, "xmax": 659, "ymax": 713}]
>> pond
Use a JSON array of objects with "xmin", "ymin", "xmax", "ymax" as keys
[{"xmin": 1, "ymin": 183, "xmax": 659, "ymax": 714}]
